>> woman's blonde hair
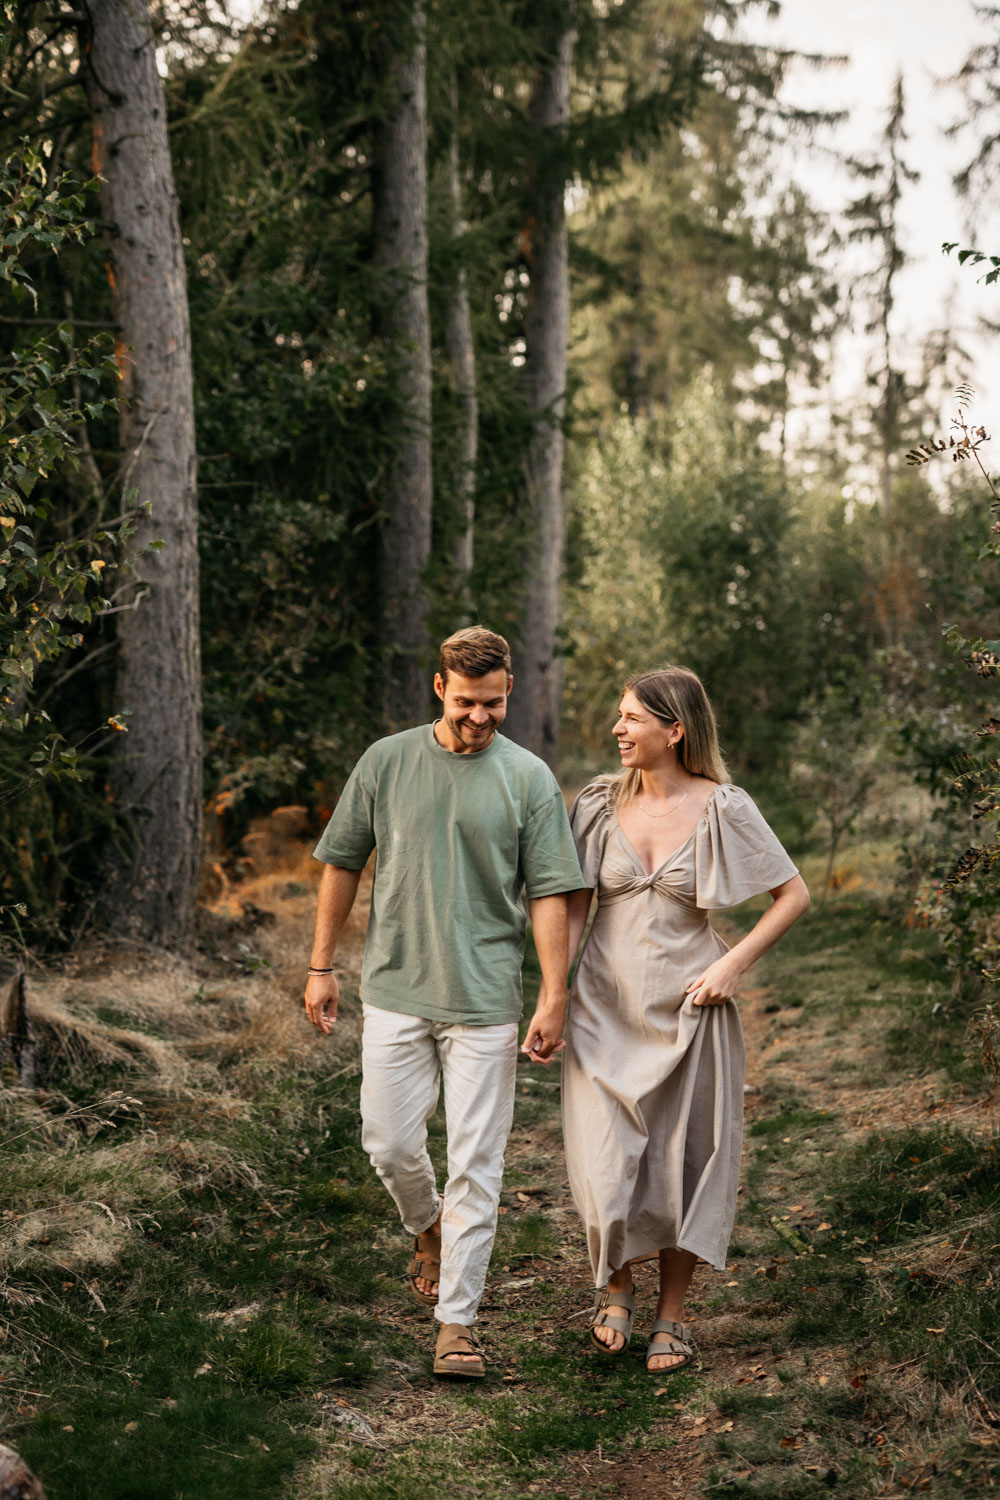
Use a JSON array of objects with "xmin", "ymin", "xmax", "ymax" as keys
[{"xmin": 613, "ymin": 666, "xmax": 729, "ymax": 811}]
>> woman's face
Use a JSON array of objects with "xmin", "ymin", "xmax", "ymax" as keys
[{"xmin": 612, "ymin": 689, "xmax": 680, "ymax": 769}]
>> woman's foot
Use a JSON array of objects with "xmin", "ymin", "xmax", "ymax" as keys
[
  {"xmin": 590, "ymin": 1270, "xmax": 634, "ymax": 1353},
  {"xmin": 646, "ymin": 1304, "xmax": 692, "ymax": 1373},
  {"xmin": 647, "ymin": 1247, "xmax": 698, "ymax": 1371}
]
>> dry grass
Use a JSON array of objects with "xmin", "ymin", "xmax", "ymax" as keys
[{"xmin": 3, "ymin": 816, "xmax": 999, "ymax": 1500}]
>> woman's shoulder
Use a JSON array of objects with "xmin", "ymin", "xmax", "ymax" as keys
[
  {"xmin": 570, "ymin": 776, "xmax": 618, "ymax": 827},
  {"xmin": 706, "ymin": 782, "xmax": 761, "ymax": 815},
  {"xmin": 699, "ymin": 782, "xmax": 784, "ymax": 841}
]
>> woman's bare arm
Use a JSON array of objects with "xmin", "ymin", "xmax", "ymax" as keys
[{"xmin": 686, "ymin": 874, "xmax": 810, "ymax": 1007}]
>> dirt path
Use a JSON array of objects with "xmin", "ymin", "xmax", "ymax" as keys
[{"xmin": 207, "ymin": 835, "xmax": 998, "ymax": 1498}]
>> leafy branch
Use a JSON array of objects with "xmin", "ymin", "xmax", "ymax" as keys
[{"xmin": 942, "ymin": 242, "xmax": 1000, "ymax": 286}]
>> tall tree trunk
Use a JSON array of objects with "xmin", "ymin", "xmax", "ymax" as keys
[
  {"xmin": 444, "ymin": 69, "xmax": 477, "ymax": 606},
  {"xmin": 506, "ymin": 3, "xmax": 575, "ymax": 767},
  {"xmin": 80, "ymin": 0, "xmax": 202, "ymax": 949},
  {"xmin": 372, "ymin": 1, "xmax": 432, "ymax": 726}
]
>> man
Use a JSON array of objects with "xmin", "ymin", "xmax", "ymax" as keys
[{"xmin": 304, "ymin": 626, "xmax": 582, "ymax": 1378}]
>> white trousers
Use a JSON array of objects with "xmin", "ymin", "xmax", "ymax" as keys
[{"xmin": 359, "ymin": 1003, "xmax": 519, "ymax": 1326}]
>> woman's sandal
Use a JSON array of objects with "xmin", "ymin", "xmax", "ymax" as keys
[
  {"xmin": 589, "ymin": 1287, "xmax": 634, "ymax": 1355},
  {"xmin": 407, "ymin": 1236, "xmax": 440, "ymax": 1306},
  {"xmin": 433, "ymin": 1322, "xmax": 486, "ymax": 1380},
  {"xmin": 645, "ymin": 1318, "xmax": 693, "ymax": 1375}
]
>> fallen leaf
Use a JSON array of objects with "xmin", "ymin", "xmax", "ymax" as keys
[
  {"xmin": 124, "ymin": 1421, "xmax": 138, "ymax": 1433},
  {"xmin": 817, "ymin": 1222, "xmax": 832, "ymax": 1231},
  {"xmin": 926, "ymin": 1326, "xmax": 946, "ymax": 1335}
]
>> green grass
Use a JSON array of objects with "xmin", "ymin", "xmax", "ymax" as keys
[{"xmin": 4, "ymin": 827, "xmax": 1000, "ymax": 1499}]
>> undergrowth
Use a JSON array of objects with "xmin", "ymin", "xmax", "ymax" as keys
[{"xmin": 1, "ymin": 832, "xmax": 998, "ymax": 1499}]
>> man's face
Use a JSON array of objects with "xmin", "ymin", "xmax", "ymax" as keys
[{"xmin": 433, "ymin": 668, "xmax": 512, "ymax": 754}]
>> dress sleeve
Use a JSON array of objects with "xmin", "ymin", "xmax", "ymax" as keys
[
  {"xmin": 569, "ymin": 780, "xmax": 615, "ymax": 890},
  {"xmin": 694, "ymin": 785, "xmax": 798, "ymax": 909}
]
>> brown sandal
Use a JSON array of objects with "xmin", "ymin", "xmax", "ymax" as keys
[
  {"xmin": 407, "ymin": 1235, "xmax": 440, "ymax": 1306},
  {"xmin": 645, "ymin": 1318, "xmax": 693, "ymax": 1374},
  {"xmin": 433, "ymin": 1322, "xmax": 485, "ymax": 1379},
  {"xmin": 590, "ymin": 1287, "xmax": 634, "ymax": 1355}
]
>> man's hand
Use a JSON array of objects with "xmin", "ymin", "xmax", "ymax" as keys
[
  {"xmin": 521, "ymin": 988, "xmax": 567, "ymax": 1063},
  {"xmin": 305, "ymin": 972, "xmax": 341, "ymax": 1034}
]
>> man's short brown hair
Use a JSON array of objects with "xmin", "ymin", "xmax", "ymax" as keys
[{"xmin": 439, "ymin": 626, "xmax": 512, "ymax": 683}]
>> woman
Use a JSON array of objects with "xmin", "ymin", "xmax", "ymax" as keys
[{"xmin": 561, "ymin": 667, "xmax": 809, "ymax": 1374}]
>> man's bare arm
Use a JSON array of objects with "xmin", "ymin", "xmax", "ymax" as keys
[
  {"xmin": 304, "ymin": 863, "xmax": 363, "ymax": 1034},
  {"xmin": 521, "ymin": 893, "xmax": 571, "ymax": 1062}
]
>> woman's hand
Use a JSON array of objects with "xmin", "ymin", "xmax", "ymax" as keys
[{"xmin": 686, "ymin": 954, "xmax": 743, "ymax": 1007}]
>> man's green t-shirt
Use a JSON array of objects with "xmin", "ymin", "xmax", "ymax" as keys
[{"xmin": 313, "ymin": 725, "xmax": 583, "ymax": 1025}]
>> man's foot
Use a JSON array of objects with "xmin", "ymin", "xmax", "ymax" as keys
[
  {"xmin": 407, "ymin": 1226, "xmax": 441, "ymax": 1306},
  {"xmin": 590, "ymin": 1281, "xmax": 634, "ymax": 1355},
  {"xmin": 433, "ymin": 1322, "xmax": 486, "ymax": 1379},
  {"xmin": 645, "ymin": 1317, "xmax": 693, "ymax": 1374}
]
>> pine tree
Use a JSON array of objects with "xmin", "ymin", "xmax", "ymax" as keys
[
  {"xmin": 79, "ymin": 0, "xmax": 203, "ymax": 948},
  {"xmin": 845, "ymin": 73, "xmax": 919, "ymax": 531},
  {"xmin": 372, "ymin": 0, "xmax": 434, "ymax": 726}
]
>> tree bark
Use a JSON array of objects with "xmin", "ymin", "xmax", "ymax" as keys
[
  {"xmin": 80, "ymin": 0, "xmax": 202, "ymax": 949},
  {"xmin": 0, "ymin": 1442, "xmax": 48, "ymax": 1500},
  {"xmin": 444, "ymin": 69, "xmax": 477, "ymax": 605},
  {"xmin": 372, "ymin": 2, "xmax": 433, "ymax": 726},
  {"xmin": 0, "ymin": 972, "xmax": 34, "ymax": 1086},
  {"xmin": 506, "ymin": 4, "xmax": 575, "ymax": 767}
]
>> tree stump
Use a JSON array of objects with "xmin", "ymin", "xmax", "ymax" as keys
[
  {"xmin": 0, "ymin": 971, "xmax": 35, "ymax": 1086},
  {"xmin": 0, "ymin": 1444, "xmax": 47, "ymax": 1500}
]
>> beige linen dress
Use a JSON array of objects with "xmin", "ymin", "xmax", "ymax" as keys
[{"xmin": 563, "ymin": 781, "xmax": 798, "ymax": 1285}]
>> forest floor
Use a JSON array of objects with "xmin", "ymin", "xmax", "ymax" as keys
[{"xmin": 2, "ymin": 806, "xmax": 999, "ymax": 1499}]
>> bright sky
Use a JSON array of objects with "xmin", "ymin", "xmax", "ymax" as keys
[{"xmin": 748, "ymin": 0, "xmax": 1000, "ymax": 435}]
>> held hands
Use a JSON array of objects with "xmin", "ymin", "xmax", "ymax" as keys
[
  {"xmin": 521, "ymin": 987, "xmax": 567, "ymax": 1064},
  {"xmin": 305, "ymin": 972, "xmax": 340, "ymax": 1034},
  {"xmin": 686, "ymin": 954, "xmax": 743, "ymax": 1007}
]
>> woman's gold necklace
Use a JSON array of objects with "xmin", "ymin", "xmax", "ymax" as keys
[{"xmin": 637, "ymin": 787, "xmax": 690, "ymax": 818}]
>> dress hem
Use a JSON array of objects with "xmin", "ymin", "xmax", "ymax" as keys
[{"xmin": 593, "ymin": 1232, "xmax": 729, "ymax": 1285}]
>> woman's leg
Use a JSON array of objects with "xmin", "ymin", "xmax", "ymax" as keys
[
  {"xmin": 647, "ymin": 1247, "xmax": 698, "ymax": 1371},
  {"xmin": 592, "ymin": 1262, "xmax": 635, "ymax": 1351}
]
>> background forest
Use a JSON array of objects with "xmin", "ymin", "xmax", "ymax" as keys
[
  {"xmin": 0, "ymin": 1, "xmax": 995, "ymax": 932},
  {"xmin": 0, "ymin": 0, "xmax": 997, "ymax": 1035}
]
